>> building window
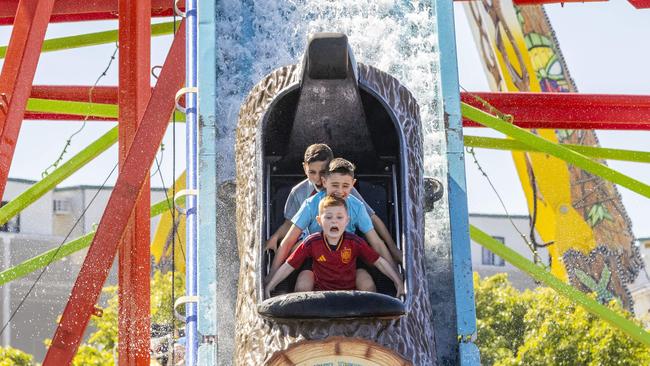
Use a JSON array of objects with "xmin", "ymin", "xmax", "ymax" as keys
[
  {"xmin": 0, "ymin": 201, "xmax": 20, "ymax": 233},
  {"xmin": 481, "ymin": 236, "xmax": 505, "ymax": 266},
  {"xmin": 53, "ymin": 199, "xmax": 71, "ymax": 215}
]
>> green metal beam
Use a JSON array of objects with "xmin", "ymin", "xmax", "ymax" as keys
[
  {"xmin": 0, "ymin": 127, "xmax": 118, "ymax": 227},
  {"xmin": 25, "ymin": 97, "xmax": 186, "ymax": 121},
  {"xmin": 0, "ymin": 197, "xmax": 176, "ymax": 286},
  {"xmin": 461, "ymin": 102, "xmax": 650, "ymax": 199},
  {"xmin": 27, "ymin": 98, "xmax": 118, "ymax": 118},
  {"xmin": 470, "ymin": 224, "xmax": 650, "ymax": 347},
  {"xmin": 0, "ymin": 21, "xmax": 177, "ymax": 58},
  {"xmin": 0, "ymin": 232, "xmax": 94, "ymax": 286},
  {"xmin": 464, "ymin": 135, "xmax": 650, "ymax": 164},
  {"xmin": 1, "ymin": 102, "xmax": 183, "ymax": 228}
]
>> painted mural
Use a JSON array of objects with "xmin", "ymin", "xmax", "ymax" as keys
[{"xmin": 462, "ymin": 0, "xmax": 643, "ymax": 310}]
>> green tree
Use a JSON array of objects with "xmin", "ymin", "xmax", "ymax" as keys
[
  {"xmin": 70, "ymin": 284, "xmax": 117, "ymax": 366},
  {"xmin": 43, "ymin": 270, "xmax": 184, "ymax": 366},
  {"xmin": 150, "ymin": 270, "xmax": 186, "ymax": 326},
  {"xmin": 474, "ymin": 273, "xmax": 650, "ymax": 366},
  {"xmin": 0, "ymin": 345, "xmax": 33, "ymax": 366}
]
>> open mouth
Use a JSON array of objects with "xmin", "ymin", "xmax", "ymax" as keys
[{"xmin": 330, "ymin": 226, "xmax": 340, "ymax": 233}]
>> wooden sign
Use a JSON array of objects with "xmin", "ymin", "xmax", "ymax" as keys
[{"xmin": 267, "ymin": 337, "xmax": 412, "ymax": 366}]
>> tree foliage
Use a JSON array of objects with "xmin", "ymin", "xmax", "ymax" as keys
[
  {"xmin": 35, "ymin": 270, "xmax": 184, "ymax": 366},
  {"xmin": 70, "ymin": 270, "xmax": 185, "ymax": 365},
  {"xmin": 70, "ymin": 284, "xmax": 118, "ymax": 366},
  {"xmin": 7, "ymin": 270, "xmax": 649, "ymax": 365},
  {"xmin": 150, "ymin": 270, "xmax": 186, "ymax": 326},
  {"xmin": 0, "ymin": 346, "xmax": 32, "ymax": 366},
  {"xmin": 474, "ymin": 273, "xmax": 650, "ymax": 365}
]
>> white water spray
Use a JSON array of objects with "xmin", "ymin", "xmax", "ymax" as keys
[{"xmin": 216, "ymin": 0, "xmax": 451, "ymax": 242}]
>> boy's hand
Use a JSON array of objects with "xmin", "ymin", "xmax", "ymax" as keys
[
  {"xmin": 395, "ymin": 282, "xmax": 405, "ymax": 298},
  {"xmin": 264, "ymin": 286, "xmax": 272, "ymax": 299},
  {"xmin": 393, "ymin": 249, "xmax": 403, "ymax": 265},
  {"xmin": 265, "ymin": 235, "xmax": 278, "ymax": 252},
  {"xmin": 264, "ymin": 270, "xmax": 275, "ymax": 286}
]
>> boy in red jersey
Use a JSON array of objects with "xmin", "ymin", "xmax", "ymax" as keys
[{"xmin": 265, "ymin": 195, "xmax": 404, "ymax": 297}]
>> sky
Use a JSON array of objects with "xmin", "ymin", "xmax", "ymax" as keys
[
  {"xmin": 0, "ymin": 18, "xmax": 182, "ymax": 191},
  {"xmin": 0, "ymin": 2, "xmax": 648, "ymax": 236}
]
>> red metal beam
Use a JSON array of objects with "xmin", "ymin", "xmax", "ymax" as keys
[
  {"xmin": 26, "ymin": 85, "xmax": 119, "ymax": 120},
  {"xmin": 628, "ymin": 0, "xmax": 650, "ymax": 8},
  {"xmin": 0, "ymin": 0, "xmax": 184, "ymax": 25},
  {"xmin": 452, "ymin": 0, "xmax": 607, "ymax": 3},
  {"xmin": 0, "ymin": 0, "xmax": 55, "ymax": 200},
  {"xmin": 20, "ymin": 87, "xmax": 650, "ymax": 130},
  {"xmin": 118, "ymin": 0, "xmax": 151, "ymax": 364},
  {"xmin": 25, "ymin": 85, "xmax": 183, "ymax": 121},
  {"xmin": 30, "ymin": 85, "xmax": 118, "ymax": 104},
  {"xmin": 461, "ymin": 92, "xmax": 650, "ymax": 130},
  {"xmin": 23, "ymin": 113, "xmax": 114, "ymax": 121},
  {"xmin": 30, "ymin": 85, "xmax": 171, "ymax": 104},
  {"xmin": 25, "ymin": 86, "xmax": 175, "ymax": 121},
  {"xmin": 512, "ymin": 0, "xmax": 606, "ymax": 4},
  {"xmin": 30, "ymin": 86, "xmax": 178, "ymax": 104},
  {"xmin": 454, "ymin": 0, "xmax": 648, "ymax": 8},
  {"xmin": 42, "ymin": 20, "xmax": 185, "ymax": 366},
  {"xmin": 27, "ymin": 86, "xmax": 117, "ymax": 121}
]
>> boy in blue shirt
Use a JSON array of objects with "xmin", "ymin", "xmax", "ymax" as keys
[
  {"xmin": 267, "ymin": 158, "xmax": 401, "ymax": 292},
  {"xmin": 265, "ymin": 144, "xmax": 400, "ymax": 265}
]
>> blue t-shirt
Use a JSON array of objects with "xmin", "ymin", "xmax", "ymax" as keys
[
  {"xmin": 291, "ymin": 191, "xmax": 374, "ymax": 235},
  {"xmin": 283, "ymin": 179, "xmax": 375, "ymax": 220}
]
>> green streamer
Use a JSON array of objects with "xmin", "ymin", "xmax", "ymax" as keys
[
  {"xmin": 461, "ymin": 102, "xmax": 650, "ymax": 199},
  {"xmin": 0, "ymin": 127, "xmax": 118, "ymax": 227},
  {"xmin": 470, "ymin": 224, "xmax": 650, "ymax": 347},
  {"xmin": 0, "ymin": 21, "xmax": 177, "ymax": 59},
  {"xmin": 464, "ymin": 135, "xmax": 650, "ymax": 163},
  {"xmin": 0, "ymin": 197, "xmax": 175, "ymax": 286}
]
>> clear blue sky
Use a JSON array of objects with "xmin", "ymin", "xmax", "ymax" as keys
[{"xmin": 1, "ymin": 3, "xmax": 648, "ymax": 236}]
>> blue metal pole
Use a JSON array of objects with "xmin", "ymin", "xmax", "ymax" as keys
[
  {"xmin": 436, "ymin": 1, "xmax": 481, "ymax": 365},
  {"xmin": 185, "ymin": 0, "xmax": 198, "ymax": 364},
  {"xmin": 197, "ymin": 0, "xmax": 218, "ymax": 363}
]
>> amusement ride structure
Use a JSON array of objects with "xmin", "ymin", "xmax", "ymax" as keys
[{"xmin": 0, "ymin": 0, "xmax": 649, "ymax": 365}]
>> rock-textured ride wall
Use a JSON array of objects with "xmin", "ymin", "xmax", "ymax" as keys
[{"xmin": 234, "ymin": 63, "xmax": 438, "ymax": 365}]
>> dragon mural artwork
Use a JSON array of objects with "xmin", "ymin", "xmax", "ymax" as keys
[{"xmin": 463, "ymin": 0, "xmax": 643, "ymax": 310}]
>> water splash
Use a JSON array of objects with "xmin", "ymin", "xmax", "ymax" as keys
[
  {"xmin": 215, "ymin": 3, "xmax": 452, "ymax": 362},
  {"xmin": 216, "ymin": 0, "xmax": 449, "ymax": 194}
]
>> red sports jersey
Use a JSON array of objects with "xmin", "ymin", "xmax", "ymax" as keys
[{"xmin": 286, "ymin": 232, "xmax": 380, "ymax": 291}]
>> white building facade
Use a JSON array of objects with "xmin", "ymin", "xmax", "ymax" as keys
[
  {"xmin": 469, "ymin": 213, "xmax": 549, "ymax": 290},
  {"xmin": 1, "ymin": 178, "xmax": 166, "ymax": 361},
  {"xmin": 470, "ymin": 213, "xmax": 650, "ymax": 320}
]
